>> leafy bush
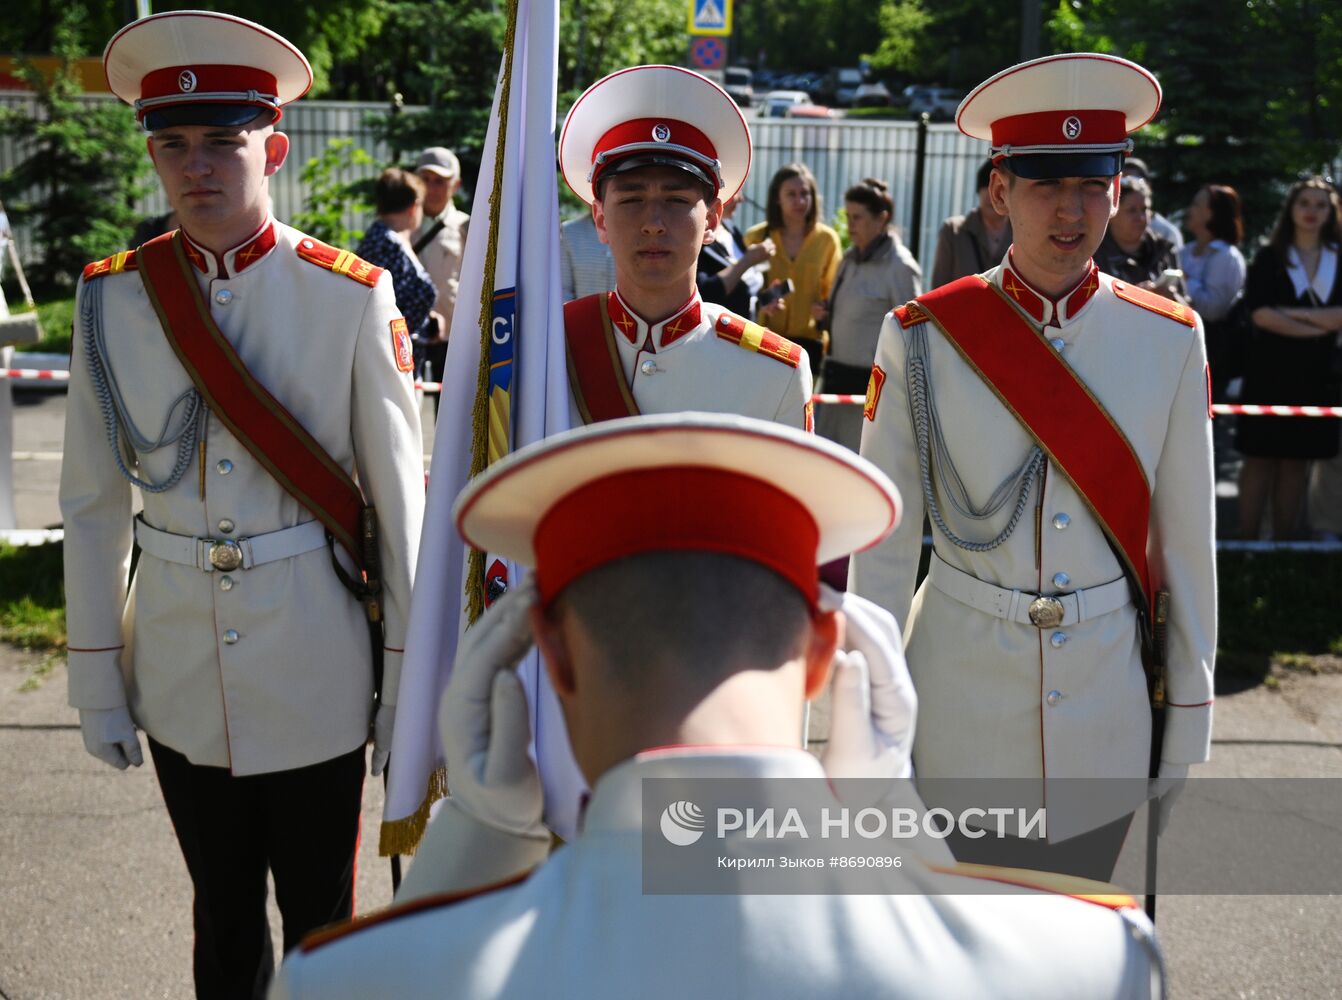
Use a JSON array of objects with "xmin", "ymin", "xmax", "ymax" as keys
[{"xmin": 292, "ymin": 138, "xmax": 376, "ymax": 248}]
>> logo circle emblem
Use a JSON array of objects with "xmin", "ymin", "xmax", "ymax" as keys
[
  {"xmin": 660, "ymin": 800, "xmax": 705, "ymax": 846},
  {"xmin": 1062, "ymin": 115, "xmax": 1083, "ymax": 141},
  {"xmin": 652, "ymin": 123, "xmax": 672, "ymax": 143},
  {"xmin": 178, "ymin": 70, "xmax": 198, "ymax": 93}
]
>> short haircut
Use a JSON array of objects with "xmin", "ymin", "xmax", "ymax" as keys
[
  {"xmin": 1202, "ymin": 184, "xmax": 1244, "ymax": 245},
  {"xmin": 1118, "ymin": 175, "xmax": 1152, "ymax": 205},
  {"xmin": 765, "ymin": 162, "xmax": 821, "ymax": 233},
  {"xmin": 975, "ymin": 158, "xmax": 994, "ymax": 192},
  {"xmin": 553, "ymin": 551, "xmax": 811, "ymax": 687},
  {"xmin": 374, "ymin": 167, "xmax": 425, "ymax": 216},
  {"xmin": 845, "ymin": 177, "xmax": 893, "ymax": 219}
]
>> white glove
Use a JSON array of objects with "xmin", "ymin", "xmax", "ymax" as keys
[
  {"xmin": 439, "ymin": 575, "xmax": 544, "ymax": 838},
  {"xmin": 370, "ymin": 703, "xmax": 395, "ymax": 777},
  {"xmin": 79, "ymin": 706, "xmax": 143, "ymax": 770},
  {"xmin": 1150, "ymin": 760, "xmax": 1189, "ymax": 836},
  {"xmin": 819, "ymin": 585, "xmax": 918, "ymax": 783}
]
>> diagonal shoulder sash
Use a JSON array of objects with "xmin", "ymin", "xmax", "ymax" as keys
[
  {"xmin": 914, "ymin": 275, "xmax": 1153, "ymax": 608},
  {"xmin": 563, "ymin": 293, "xmax": 641, "ymax": 424},
  {"xmin": 136, "ymin": 232, "xmax": 367, "ymax": 570}
]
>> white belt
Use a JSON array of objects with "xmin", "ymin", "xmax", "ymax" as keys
[
  {"xmin": 926, "ymin": 551, "xmax": 1130, "ymax": 629},
  {"xmin": 134, "ymin": 516, "xmax": 328, "ymax": 572}
]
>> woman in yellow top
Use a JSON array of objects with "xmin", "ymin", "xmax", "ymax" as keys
[{"xmin": 745, "ymin": 162, "xmax": 842, "ymax": 377}]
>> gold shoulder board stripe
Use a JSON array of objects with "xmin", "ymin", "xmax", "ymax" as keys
[
  {"xmin": 82, "ymin": 250, "xmax": 138, "ymax": 281},
  {"xmin": 1110, "ymin": 279, "xmax": 1197, "ymax": 328},
  {"xmin": 295, "ymin": 237, "xmax": 384, "ymax": 289}
]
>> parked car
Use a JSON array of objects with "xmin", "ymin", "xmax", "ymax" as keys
[
  {"xmin": 851, "ymin": 82, "xmax": 893, "ymax": 108},
  {"xmin": 902, "ymin": 85, "xmax": 960, "ymax": 121},
  {"xmin": 786, "ymin": 103, "xmax": 836, "ymax": 119},
  {"xmin": 818, "ymin": 67, "xmax": 865, "ymax": 107},
  {"xmin": 723, "ymin": 66, "xmax": 753, "ymax": 108},
  {"xmin": 762, "ymin": 90, "xmax": 812, "ymax": 118}
]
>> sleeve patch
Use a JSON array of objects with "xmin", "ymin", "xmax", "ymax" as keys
[
  {"xmin": 1110, "ymin": 279, "xmax": 1197, "ymax": 328},
  {"xmin": 715, "ymin": 313, "xmax": 802, "ymax": 368},
  {"xmin": 893, "ymin": 300, "xmax": 929, "ymax": 329},
  {"xmin": 1205, "ymin": 363, "xmax": 1214, "ymax": 420},
  {"xmin": 296, "ymin": 236, "xmax": 384, "ymax": 288},
  {"xmin": 864, "ymin": 365, "xmax": 886, "ymax": 421},
  {"xmin": 804, "ymin": 399, "xmax": 814, "ymax": 433},
  {"xmin": 390, "ymin": 317, "xmax": 414, "ymax": 372},
  {"xmin": 82, "ymin": 250, "xmax": 138, "ymax": 281}
]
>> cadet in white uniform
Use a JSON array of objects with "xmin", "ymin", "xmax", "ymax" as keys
[
  {"xmin": 270, "ymin": 412, "xmax": 1164, "ymax": 1000},
  {"xmin": 851, "ymin": 55, "xmax": 1216, "ymax": 873},
  {"xmin": 61, "ymin": 13, "xmax": 424, "ymax": 996},
  {"xmin": 557, "ymin": 65, "xmax": 812, "ymax": 430}
]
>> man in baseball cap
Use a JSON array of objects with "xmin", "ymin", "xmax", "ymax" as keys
[
  {"xmin": 270, "ymin": 412, "xmax": 1163, "ymax": 999},
  {"xmin": 65, "ymin": 12, "xmax": 426, "ymax": 995},
  {"xmin": 412, "ymin": 147, "xmax": 469, "ymax": 403},
  {"xmin": 853, "ymin": 53, "xmax": 1215, "ymax": 880},
  {"xmin": 556, "ymin": 65, "xmax": 811, "ymax": 430}
]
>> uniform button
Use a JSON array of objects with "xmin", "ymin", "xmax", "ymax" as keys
[
  {"xmin": 1052, "ymin": 571, "xmax": 1070, "ymax": 589},
  {"xmin": 214, "ymin": 289, "xmax": 234, "ymax": 305},
  {"xmin": 1046, "ymin": 690, "xmax": 1062, "ymax": 706},
  {"xmin": 1052, "ymin": 512, "xmax": 1071, "ymax": 530},
  {"xmin": 218, "ymin": 518, "xmax": 235, "ymax": 534},
  {"xmin": 1050, "ymin": 631, "xmax": 1068, "ymax": 648},
  {"xmin": 219, "ymin": 575, "xmax": 234, "ymax": 592},
  {"xmin": 1050, "ymin": 337, "xmax": 1065, "ymax": 350},
  {"xmin": 223, "ymin": 628, "xmax": 240, "ymax": 644},
  {"xmin": 639, "ymin": 360, "xmax": 659, "ymax": 376},
  {"xmin": 302, "ymin": 239, "xmax": 314, "ymax": 249},
  {"xmin": 216, "ymin": 459, "xmax": 233, "ymax": 475}
]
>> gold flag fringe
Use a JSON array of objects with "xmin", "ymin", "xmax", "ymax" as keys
[
  {"xmin": 378, "ymin": 765, "xmax": 450, "ymax": 856},
  {"xmin": 466, "ymin": 0, "xmax": 522, "ymax": 627}
]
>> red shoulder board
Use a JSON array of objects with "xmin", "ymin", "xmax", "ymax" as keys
[
  {"xmin": 82, "ymin": 250, "xmax": 138, "ymax": 282},
  {"xmin": 714, "ymin": 312, "xmax": 802, "ymax": 369},
  {"xmin": 929, "ymin": 861, "xmax": 1139, "ymax": 910},
  {"xmin": 893, "ymin": 299, "xmax": 930, "ymax": 329},
  {"xmin": 295, "ymin": 236, "xmax": 383, "ymax": 288},
  {"xmin": 1110, "ymin": 279, "xmax": 1197, "ymax": 328},
  {"xmin": 299, "ymin": 871, "xmax": 530, "ymax": 954}
]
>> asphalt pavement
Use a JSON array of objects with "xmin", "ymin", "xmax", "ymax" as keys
[{"xmin": 3, "ymin": 390, "xmax": 1340, "ymax": 999}]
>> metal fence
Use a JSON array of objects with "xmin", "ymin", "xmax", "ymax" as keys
[
  {"xmin": 0, "ymin": 92, "xmax": 413, "ymax": 269},
  {"xmin": 0, "ymin": 92, "xmax": 991, "ymax": 276}
]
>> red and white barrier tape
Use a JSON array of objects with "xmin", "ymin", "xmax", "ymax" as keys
[
  {"xmin": 0, "ymin": 368, "xmax": 70, "ymax": 382},
  {"xmin": 6, "ymin": 371, "xmax": 1339, "ymax": 418}
]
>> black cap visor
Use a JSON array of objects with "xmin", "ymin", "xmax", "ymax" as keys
[
  {"xmin": 144, "ymin": 103, "xmax": 273, "ymax": 132},
  {"xmin": 595, "ymin": 153, "xmax": 716, "ymax": 199},
  {"xmin": 1003, "ymin": 151, "xmax": 1125, "ymax": 180}
]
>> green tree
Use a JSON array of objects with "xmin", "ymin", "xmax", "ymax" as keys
[
  {"xmin": 0, "ymin": 9, "xmax": 151, "ymax": 290},
  {"xmin": 292, "ymin": 138, "xmax": 375, "ymax": 247},
  {"xmin": 1046, "ymin": 0, "xmax": 1341, "ymax": 242}
]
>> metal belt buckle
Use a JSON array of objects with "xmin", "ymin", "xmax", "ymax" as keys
[
  {"xmin": 1027, "ymin": 596, "xmax": 1065, "ymax": 629},
  {"xmin": 208, "ymin": 540, "xmax": 243, "ymax": 572}
]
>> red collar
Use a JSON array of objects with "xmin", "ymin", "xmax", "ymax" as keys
[
  {"xmin": 180, "ymin": 218, "xmax": 278, "ymax": 279},
  {"xmin": 606, "ymin": 289, "xmax": 704, "ymax": 349},
  {"xmin": 999, "ymin": 253, "xmax": 1099, "ymax": 326}
]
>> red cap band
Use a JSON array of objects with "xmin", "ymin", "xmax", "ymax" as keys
[
  {"xmin": 591, "ymin": 117, "xmax": 718, "ymax": 187},
  {"xmin": 991, "ymin": 109, "xmax": 1127, "ymax": 148},
  {"xmin": 141, "ymin": 64, "xmax": 279, "ymax": 106},
  {"xmin": 533, "ymin": 467, "xmax": 819, "ymax": 608}
]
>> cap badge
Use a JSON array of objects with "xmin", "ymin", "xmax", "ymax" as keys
[
  {"xmin": 178, "ymin": 69, "xmax": 198, "ymax": 93},
  {"xmin": 652, "ymin": 123, "xmax": 671, "ymax": 143},
  {"xmin": 1062, "ymin": 115, "xmax": 1083, "ymax": 141}
]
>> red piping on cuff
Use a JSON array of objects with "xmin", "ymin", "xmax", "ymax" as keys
[
  {"xmin": 1166, "ymin": 699, "xmax": 1214, "ymax": 708},
  {"xmin": 383, "ymin": 646, "xmax": 404, "ymax": 653}
]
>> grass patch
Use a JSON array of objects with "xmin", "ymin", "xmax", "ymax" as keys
[
  {"xmin": 0, "ymin": 541, "xmax": 66, "ymax": 652},
  {"xmin": 13, "ymin": 297, "xmax": 75, "ymax": 355}
]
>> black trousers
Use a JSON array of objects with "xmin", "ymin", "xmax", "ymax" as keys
[{"xmin": 148, "ymin": 738, "xmax": 366, "ymax": 1000}]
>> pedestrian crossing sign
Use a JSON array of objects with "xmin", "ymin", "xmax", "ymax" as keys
[{"xmin": 688, "ymin": 0, "xmax": 732, "ymax": 37}]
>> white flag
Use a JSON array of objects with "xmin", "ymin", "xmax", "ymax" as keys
[{"xmin": 381, "ymin": 0, "xmax": 579, "ymax": 853}]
